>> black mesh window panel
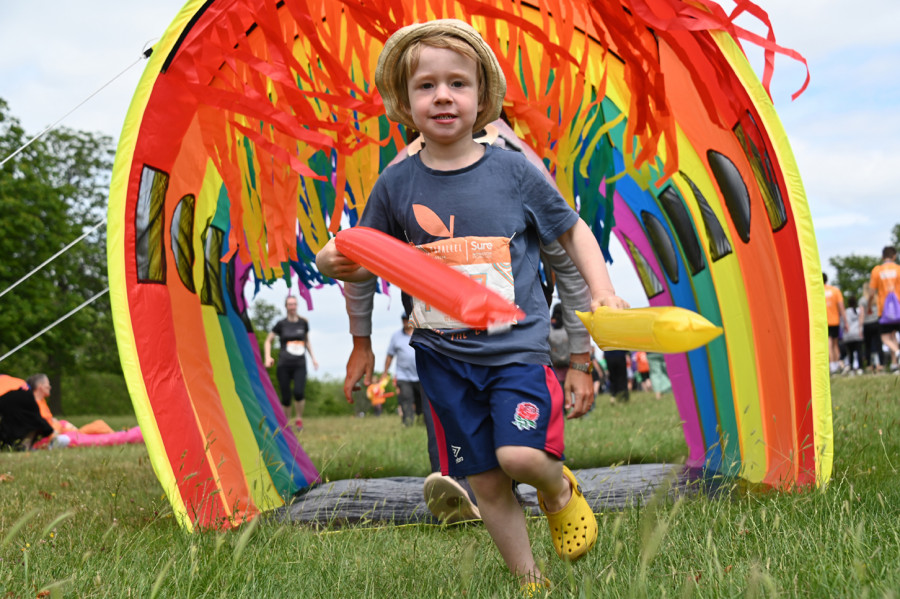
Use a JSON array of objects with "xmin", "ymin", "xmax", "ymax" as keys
[
  {"xmin": 623, "ymin": 236, "xmax": 665, "ymax": 299},
  {"xmin": 135, "ymin": 166, "xmax": 169, "ymax": 283},
  {"xmin": 707, "ymin": 150, "xmax": 751, "ymax": 243},
  {"xmin": 680, "ymin": 172, "xmax": 734, "ymax": 262},
  {"xmin": 170, "ymin": 195, "xmax": 197, "ymax": 293},
  {"xmin": 641, "ymin": 211, "xmax": 680, "ymax": 284},
  {"xmin": 734, "ymin": 113, "xmax": 787, "ymax": 232},
  {"xmin": 200, "ymin": 223, "xmax": 227, "ymax": 315},
  {"xmin": 658, "ymin": 185, "xmax": 706, "ymax": 276}
]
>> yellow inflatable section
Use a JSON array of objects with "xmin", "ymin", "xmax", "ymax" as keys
[{"xmin": 577, "ymin": 307, "xmax": 723, "ymax": 353}]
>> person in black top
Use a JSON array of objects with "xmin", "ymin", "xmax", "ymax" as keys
[
  {"xmin": 264, "ymin": 296, "xmax": 319, "ymax": 428},
  {"xmin": 0, "ymin": 383, "xmax": 58, "ymax": 450}
]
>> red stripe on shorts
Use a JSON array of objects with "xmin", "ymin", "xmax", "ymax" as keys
[
  {"xmin": 543, "ymin": 365, "xmax": 565, "ymax": 457},
  {"xmin": 430, "ymin": 402, "xmax": 450, "ymax": 475}
]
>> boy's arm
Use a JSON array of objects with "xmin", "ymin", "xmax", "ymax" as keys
[{"xmin": 556, "ymin": 219, "xmax": 630, "ymax": 311}]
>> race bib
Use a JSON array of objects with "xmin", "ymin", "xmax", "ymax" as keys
[
  {"xmin": 285, "ymin": 340, "xmax": 306, "ymax": 356},
  {"xmin": 410, "ymin": 236, "xmax": 515, "ymax": 330}
]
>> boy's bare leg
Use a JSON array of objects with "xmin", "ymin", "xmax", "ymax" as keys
[
  {"xmin": 466, "ymin": 447, "xmax": 578, "ymax": 584},
  {"xmin": 496, "ymin": 446, "xmax": 571, "ymax": 512},
  {"xmin": 467, "ymin": 468, "xmax": 542, "ymax": 584}
]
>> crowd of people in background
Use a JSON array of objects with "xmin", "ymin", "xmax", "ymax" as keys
[{"xmin": 824, "ymin": 246, "xmax": 900, "ymax": 376}]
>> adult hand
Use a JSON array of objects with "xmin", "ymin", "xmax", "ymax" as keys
[
  {"xmin": 344, "ymin": 336, "xmax": 375, "ymax": 402},
  {"xmin": 564, "ymin": 368, "xmax": 594, "ymax": 419},
  {"xmin": 265, "ymin": 356, "xmax": 274, "ymax": 368}
]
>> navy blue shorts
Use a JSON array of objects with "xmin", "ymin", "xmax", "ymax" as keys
[{"xmin": 415, "ymin": 345, "xmax": 565, "ymax": 477}]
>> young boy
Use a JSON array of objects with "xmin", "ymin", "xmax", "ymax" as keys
[{"xmin": 316, "ymin": 19, "xmax": 628, "ymax": 589}]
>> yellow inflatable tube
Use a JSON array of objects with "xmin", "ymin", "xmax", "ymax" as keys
[{"xmin": 577, "ymin": 307, "xmax": 723, "ymax": 353}]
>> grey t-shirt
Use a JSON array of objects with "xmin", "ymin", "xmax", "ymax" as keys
[{"xmin": 358, "ymin": 145, "xmax": 579, "ymax": 366}]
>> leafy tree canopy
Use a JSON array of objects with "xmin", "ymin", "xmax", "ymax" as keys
[
  {"xmin": 828, "ymin": 254, "xmax": 879, "ymax": 299},
  {"xmin": 249, "ymin": 298, "xmax": 280, "ymax": 333},
  {"xmin": 0, "ymin": 98, "xmax": 118, "ymax": 411}
]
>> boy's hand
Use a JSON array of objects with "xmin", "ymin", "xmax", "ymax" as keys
[
  {"xmin": 591, "ymin": 294, "xmax": 630, "ymax": 311},
  {"xmin": 316, "ymin": 238, "xmax": 372, "ymax": 282},
  {"xmin": 344, "ymin": 336, "xmax": 375, "ymax": 402}
]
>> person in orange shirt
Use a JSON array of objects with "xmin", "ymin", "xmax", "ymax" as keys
[
  {"xmin": 26, "ymin": 374, "xmax": 115, "ymax": 436},
  {"xmin": 866, "ymin": 246, "xmax": 900, "ymax": 372},
  {"xmin": 823, "ymin": 273, "xmax": 847, "ymax": 374},
  {"xmin": 634, "ymin": 351, "xmax": 651, "ymax": 391}
]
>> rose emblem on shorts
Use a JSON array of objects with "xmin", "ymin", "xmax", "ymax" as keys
[{"xmin": 512, "ymin": 402, "xmax": 540, "ymax": 431}]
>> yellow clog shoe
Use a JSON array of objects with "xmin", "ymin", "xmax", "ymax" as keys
[{"xmin": 537, "ymin": 466, "xmax": 597, "ymax": 561}]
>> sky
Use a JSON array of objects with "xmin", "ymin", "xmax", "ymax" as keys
[{"xmin": 2, "ymin": 1, "xmax": 899, "ymax": 379}]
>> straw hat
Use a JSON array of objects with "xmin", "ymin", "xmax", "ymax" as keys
[{"xmin": 375, "ymin": 19, "xmax": 507, "ymax": 133}]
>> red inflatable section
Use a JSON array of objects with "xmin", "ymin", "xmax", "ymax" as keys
[{"xmin": 335, "ymin": 227, "xmax": 525, "ymax": 330}]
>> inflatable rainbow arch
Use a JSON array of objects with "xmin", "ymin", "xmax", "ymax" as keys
[{"xmin": 108, "ymin": 0, "xmax": 832, "ymax": 530}]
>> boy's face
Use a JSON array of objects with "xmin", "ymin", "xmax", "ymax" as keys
[{"xmin": 406, "ymin": 46, "xmax": 483, "ymax": 149}]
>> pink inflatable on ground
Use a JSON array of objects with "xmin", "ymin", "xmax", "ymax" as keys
[{"xmin": 64, "ymin": 426, "xmax": 144, "ymax": 447}]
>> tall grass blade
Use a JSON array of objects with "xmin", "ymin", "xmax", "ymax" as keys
[{"xmin": 2, "ymin": 508, "xmax": 38, "ymax": 547}]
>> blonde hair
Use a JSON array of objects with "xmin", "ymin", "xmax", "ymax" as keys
[{"xmin": 395, "ymin": 33, "xmax": 488, "ymax": 120}]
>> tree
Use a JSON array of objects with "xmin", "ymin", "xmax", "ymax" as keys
[
  {"xmin": 827, "ymin": 221, "xmax": 900, "ymax": 297},
  {"xmin": 828, "ymin": 254, "xmax": 879, "ymax": 299},
  {"xmin": 249, "ymin": 298, "xmax": 281, "ymax": 332},
  {"xmin": 0, "ymin": 98, "xmax": 118, "ymax": 413}
]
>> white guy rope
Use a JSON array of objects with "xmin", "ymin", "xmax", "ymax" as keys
[
  {"xmin": 0, "ymin": 287, "xmax": 109, "ymax": 364},
  {"xmin": 0, "ymin": 47, "xmax": 151, "ymax": 168},
  {"xmin": 0, "ymin": 220, "xmax": 106, "ymax": 301}
]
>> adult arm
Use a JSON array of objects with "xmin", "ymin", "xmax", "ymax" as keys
[
  {"xmin": 342, "ymin": 278, "xmax": 378, "ymax": 402},
  {"xmin": 867, "ymin": 269, "xmax": 879, "ymax": 308},
  {"xmin": 555, "ymin": 219, "xmax": 629, "ymax": 412},
  {"xmin": 263, "ymin": 331, "xmax": 276, "ymax": 368},
  {"xmin": 838, "ymin": 295, "xmax": 847, "ymax": 332},
  {"xmin": 304, "ymin": 330, "xmax": 319, "ymax": 370},
  {"xmin": 540, "ymin": 240, "xmax": 593, "ymax": 419}
]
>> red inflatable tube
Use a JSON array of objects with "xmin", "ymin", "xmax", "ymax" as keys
[{"xmin": 334, "ymin": 227, "xmax": 525, "ymax": 331}]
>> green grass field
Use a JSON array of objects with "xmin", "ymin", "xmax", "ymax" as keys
[{"xmin": 1, "ymin": 375, "xmax": 898, "ymax": 597}]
